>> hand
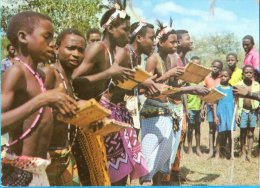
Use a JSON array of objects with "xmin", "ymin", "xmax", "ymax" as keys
[
  {"xmin": 108, "ymin": 63, "xmax": 134, "ymax": 82},
  {"xmin": 233, "ymin": 86, "xmax": 249, "ymax": 97},
  {"xmin": 156, "ymin": 67, "xmax": 185, "ymax": 82},
  {"xmin": 142, "ymin": 74, "xmax": 160, "ymax": 96},
  {"xmin": 200, "ymin": 110, "xmax": 205, "ymax": 121},
  {"xmin": 192, "ymin": 85, "xmax": 210, "ymax": 96},
  {"xmin": 43, "ymin": 84, "xmax": 78, "ymax": 116},
  {"xmin": 85, "ymin": 120, "xmax": 104, "ymax": 133},
  {"xmin": 214, "ymin": 116, "xmax": 219, "ymax": 125},
  {"xmin": 185, "ymin": 110, "xmax": 190, "ymax": 120},
  {"xmin": 236, "ymin": 115, "xmax": 241, "ymax": 126}
]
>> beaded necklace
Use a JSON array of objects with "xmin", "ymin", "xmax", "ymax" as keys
[
  {"xmin": 3, "ymin": 58, "xmax": 45, "ymax": 148},
  {"xmin": 52, "ymin": 64, "xmax": 78, "ymax": 147}
]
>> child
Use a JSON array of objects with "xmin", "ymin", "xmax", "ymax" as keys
[
  {"xmin": 203, "ymin": 60, "xmax": 223, "ymax": 158},
  {"xmin": 43, "ymin": 28, "xmax": 86, "ymax": 186},
  {"xmin": 236, "ymin": 65, "xmax": 259, "ymax": 161},
  {"xmin": 226, "ymin": 52, "xmax": 242, "ymax": 86},
  {"xmin": 213, "ymin": 69, "xmax": 236, "ymax": 159},
  {"xmin": 187, "ymin": 56, "xmax": 203, "ymax": 156},
  {"xmin": 72, "ymin": 3, "xmax": 148, "ymax": 186},
  {"xmin": 1, "ymin": 11, "xmax": 77, "ymax": 186}
]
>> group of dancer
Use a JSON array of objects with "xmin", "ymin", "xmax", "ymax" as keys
[{"xmin": 1, "ymin": 1, "xmax": 259, "ymax": 186}]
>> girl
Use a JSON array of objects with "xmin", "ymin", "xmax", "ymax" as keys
[{"xmin": 214, "ymin": 69, "xmax": 236, "ymax": 159}]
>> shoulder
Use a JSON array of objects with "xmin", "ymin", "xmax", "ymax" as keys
[
  {"xmin": 84, "ymin": 41, "xmax": 106, "ymax": 57},
  {"xmin": 147, "ymin": 53, "xmax": 158, "ymax": 63},
  {"xmin": 2, "ymin": 63, "xmax": 26, "ymax": 90}
]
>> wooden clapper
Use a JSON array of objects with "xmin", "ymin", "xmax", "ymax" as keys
[{"xmin": 57, "ymin": 98, "xmax": 131, "ymax": 136}]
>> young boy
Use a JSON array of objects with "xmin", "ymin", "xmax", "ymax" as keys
[
  {"xmin": 186, "ymin": 56, "xmax": 203, "ymax": 156},
  {"xmin": 226, "ymin": 52, "xmax": 242, "ymax": 86},
  {"xmin": 72, "ymin": 4, "xmax": 148, "ymax": 186},
  {"xmin": 1, "ymin": 11, "xmax": 77, "ymax": 186},
  {"xmin": 203, "ymin": 60, "xmax": 223, "ymax": 158},
  {"xmin": 86, "ymin": 27, "xmax": 101, "ymax": 44},
  {"xmin": 1, "ymin": 44, "xmax": 16, "ymax": 73},
  {"xmin": 43, "ymin": 28, "xmax": 86, "ymax": 186},
  {"xmin": 236, "ymin": 65, "xmax": 259, "ymax": 161}
]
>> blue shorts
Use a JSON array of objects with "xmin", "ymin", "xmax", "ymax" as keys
[
  {"xmin": 240, "ymin": 110, "xmax": 258, "ymax": 128},
  {"xmin": 207, "ymin": 105, "xmax": 214, "ymax": 123},
  {"xmin": 188, "ymin": 110, "xmax": 201, "ymax": 124}
]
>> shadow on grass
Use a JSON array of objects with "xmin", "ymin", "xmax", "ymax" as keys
[{"xmin": 180, "ymin": 166, "xmax": 220, "ymax": 184}]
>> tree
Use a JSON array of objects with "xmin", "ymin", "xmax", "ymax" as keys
[
  {"xmin": 1, "ymin": 0, "xmax": 102, "ymax": 35},
  {"xmin": 190, "ymin": 32, "xmax": 245, "ymax": 67}
]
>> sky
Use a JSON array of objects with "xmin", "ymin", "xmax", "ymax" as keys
[{"xmin": 127, "ymin": 0, "xmax": 259, "ymax": 41}]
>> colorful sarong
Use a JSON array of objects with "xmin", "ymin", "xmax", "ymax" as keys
[
  {"xmin": 46, "ymin": 147, "xmax": 80, "ymax": 186},
  {"xmin": 139, "ymin": 98, "xmax": 183, "ymax": 183},
  {"xmin": 100, "ymin": 96, "xmax": 148, "ymax": 183},
  {"xmin": 72, "ymin": 128, "xmax": 111, "ymax": 186},
  {"xmin": 1, "ymin": 149, "xmax": 51, "ymax": 186}
]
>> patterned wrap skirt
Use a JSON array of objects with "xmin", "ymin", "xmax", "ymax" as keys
[
  {"xmin": 46, "ymin": 146, "xmax": 80, "ymax": 186},
  {"xmin": 100, "ymin": 96, "xmax": 148, "ymax": 183},
  {"xmin": 139, "ymin": 98, "xmax": 183, "ymax": 183},
  {"xmin": 1, "ymin": 149, "xmax": 51, "ymax": 186}
]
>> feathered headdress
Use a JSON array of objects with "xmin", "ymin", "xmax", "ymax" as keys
[
  {"xmin": 154, "ymin": 18, "xmax": 174, "ymax": 45},
  {"xmin": 100, "ymin": 0, "xmax": 128, "ymax": 32}
]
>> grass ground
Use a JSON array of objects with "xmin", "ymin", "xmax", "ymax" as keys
[{"xmin": 129, "ymin": 122, "xmax": 260, "ymax": 186}]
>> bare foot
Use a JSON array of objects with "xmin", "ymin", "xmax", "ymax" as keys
[
  {"xmin": 141, "ymin": 181, "xmax": 153, "ymax": 186},
  {"xmin": 196, "ymin": 148, "xmax": 202, "ymax": 156}
]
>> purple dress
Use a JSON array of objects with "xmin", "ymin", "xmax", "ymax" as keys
[{"xmin": 100, "ymin": 96, "xmax": 148, "ymax": 183}]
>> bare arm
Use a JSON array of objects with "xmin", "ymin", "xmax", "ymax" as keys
[
  {"xmin": 72, "ymin": 43, "xmax": 111, "ymax": 82},
  {"xmin": 2, "ymin": 66, "xmax": 78, "ymax": 134}
]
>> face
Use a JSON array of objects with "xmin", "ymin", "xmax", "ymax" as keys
[
  {"xmin": 160, "ymin": 33, "xmax": 178, "ymax": 54},
  {"xmin": 178, "ymin": 33, "xmax": 193, "ymax": 51},
  {"xmin": 112, "ymin": 20, "xmax": 130, "ymax": 47},
  {"xmin": 87, "ymin": 33, "xmax": 101, "ymax": 44},
  {"xmin": 211, "ymin": 62, "xmax": 222, "ymax": 75},
  {"xmin": 220, "ymin": 71, "xmax": 230, "ymax": 85},
  {"xmin": 57, "ymin": 34, "xmax": 85, "ymax": 69},
  {"xmin": 27, "ymin": 19, "xmax": 55, "ymax": 63},
  {"xmin": 226, "ymin": 55, "xmax": 237, "ymax": 70},
  {"xmin": 139, "ymin": 27, "xmax": 155, "ymax": 56},
  {"xmin": 8, "ymin": 45, "xmax": 16, "ymax": 56},
  {"xmin": 243, "ymin": 67, "xmax": 254, "ymax": 81},
  {"xmin": 192, "ymin": 59, "xmax": 201, "ymax": 65},
  {"xmin": 242, "ymin": 39, "xmax": 253, "ymax": 53}
]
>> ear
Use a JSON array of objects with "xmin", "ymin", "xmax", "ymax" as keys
[
  {"xmin": 17, "ymin": 30, "xmax": 29, "ymax": 45},
  {"xmin": 136, "ymin": 35, "xmax": 142, "ymax": 43},
  {"xmin": 159, "ymin": 40, "xmax": 163, "ymax": 47},
  {"xmin": 107, "ymin": 25, "xmax": 114, "ymax": 35}
]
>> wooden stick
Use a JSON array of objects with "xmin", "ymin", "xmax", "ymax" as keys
[{"xmin": 229, "ymin": 103, "xmax": 237, "ymax": 184}]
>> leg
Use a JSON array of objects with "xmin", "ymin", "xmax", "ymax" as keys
[
  {"xmin": 195, "ymin": 120, "xmax": 202, "ymax": 156},
  {"xmin": 187, "ymin": 123, "xmax": 194, "ymax": 154},
  {"xmin": 111, "ymin": 175, "xmax": 128, "ymax": 186},
  {"xmin": 208, "ymin": 123, "xmax": 215, "ymax": 157},
  {"xmin": 247, "ymin": 127, "xmax": 255, "ymax": 162},
  {"xmin": 227, "ymin": 131, "xmax": 234, "ymax": 159},
  {"xmin": 240, "ymin": 128, "xmax": 247, "ymax": 160}
]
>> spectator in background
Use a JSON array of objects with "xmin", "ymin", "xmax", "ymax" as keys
[
  {"xmin": 86, "ymin": 28, "xmax": 101, "ymax": 44},
  {"xmin": 226, "ymin": 52, "xmax": 242, "ymax": 86},
  {"xmin": 242, "ymin": 35, "xmax": 260, "ymax": 83},
  {"xmin": 2, "ymin": 44, "xmax": 16, "ymax": 73}
]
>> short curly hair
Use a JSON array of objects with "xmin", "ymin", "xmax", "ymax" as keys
[{"xmin": 7, "ymin": 11, "xmax": 52, "ymax": 48}]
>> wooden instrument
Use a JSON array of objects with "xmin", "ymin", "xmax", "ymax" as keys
[
  {"xmin": 93, "ymin": 118, "xmax": 131, "ymax": 136},
  {"xmin": 117, "ymin": 66, "xmax": 152, "ymax": 90},
  {"xmin": 178, "ymin": 62, "xmax": 211, "ymax": 84},
  {"xmin": 160, "ymin": 87, "xmax": 182, "ymax": 95},
  {"xmin": 56, "ymin": 98, "xmax": 111, "ymax": 128},
  {"xmin": 201, "ymin": 88, "xmax": 226, "ymax": 103}
]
